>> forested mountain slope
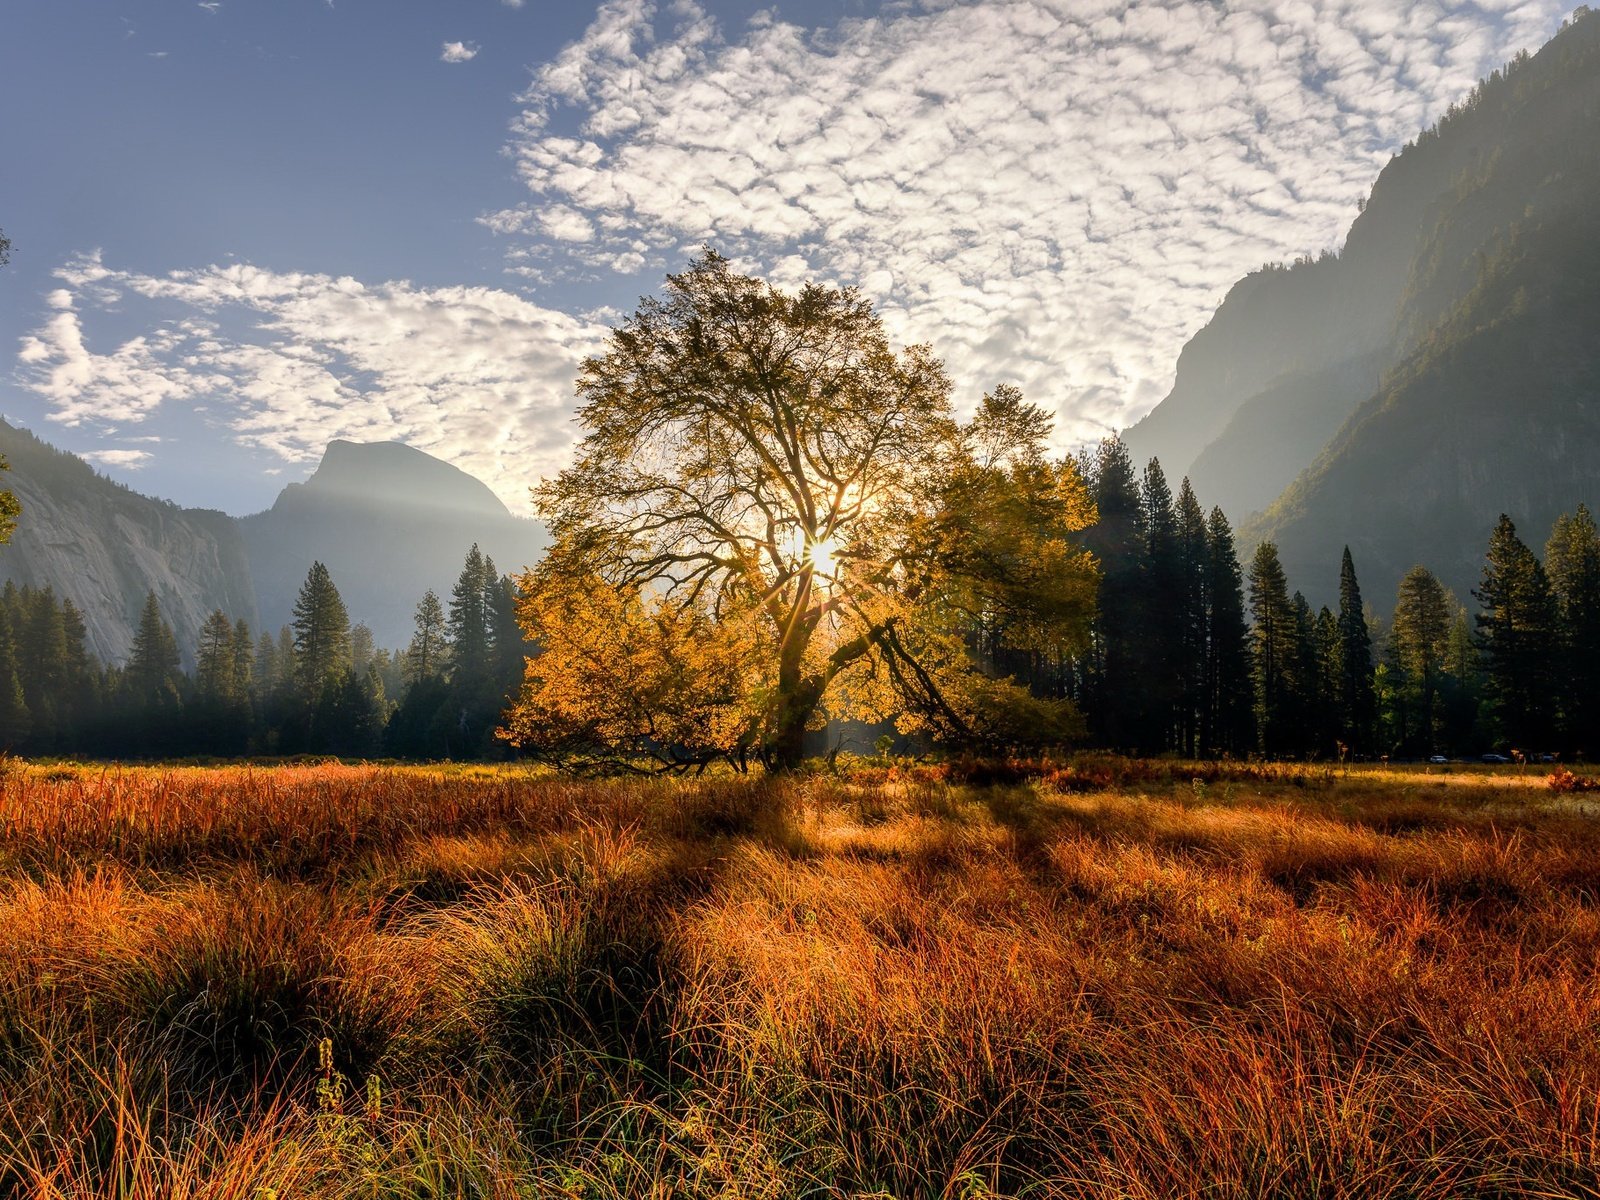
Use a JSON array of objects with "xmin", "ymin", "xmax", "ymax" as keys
[
  {"xmin": 0, "ymin": 420, "xmax": 257, "ymax": 666},
  {"xmin": 1125, "ymin": 6, "xmax": 1600, "ymax": 587}
]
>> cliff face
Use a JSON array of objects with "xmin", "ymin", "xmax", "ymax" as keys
[
  {"xmin": 240, "ymin": 440, "xmax": 548, "ymax": 649},
  {"xmin": 1124, "ymin": 8, "xmax": 1600, "ymax": 605},
  {"xmin": 0, "ymin": 427, "xmax": 549, "ymax": 663},
  {"xmin": 0, "ymin": 421, "xmax": 258, "ymax": 666}
]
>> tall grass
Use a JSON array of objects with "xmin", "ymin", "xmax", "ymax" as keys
[{"xmin": 0, "ymin": 760, "xmax": 1597, "ymax": 1197}]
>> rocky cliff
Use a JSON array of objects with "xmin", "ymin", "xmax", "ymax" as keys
[{"xmin": 0, "ymin": 420, "xmax": 258, "ymax": 666}]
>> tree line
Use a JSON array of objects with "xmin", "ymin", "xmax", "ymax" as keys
[
  {"xmin": 0, "ymin": 544, "xmax": 529, "ymax": 759},
  {"xmin": 1071, "ymin": 437, "xmax": 1600, "ymax": 761}
]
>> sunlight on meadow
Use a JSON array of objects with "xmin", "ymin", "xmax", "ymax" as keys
[{"xmin": 1, "ymin": 759, "xmax": 1597, "ymax": 1198}]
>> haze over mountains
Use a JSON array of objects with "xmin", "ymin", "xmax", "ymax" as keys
[
  {"xmin": 0, "ymin": 422, "xmax": 546, "ymax": 664},
  {"xmin": 1125, "ymin": 6, "xmax": 1600, "ymax": 607}
]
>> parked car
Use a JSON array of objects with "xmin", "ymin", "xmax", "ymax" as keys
[
  {"xmin": 1482, "ymin": 753, "xmax": 1511, "ymax": 764},
  {"xmin": 1428, "ymin": 755, "xmax": 1449, "ymax": 764}
]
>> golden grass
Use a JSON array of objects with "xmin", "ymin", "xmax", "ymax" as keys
[{"xmin": 0, "ymin": 759, "xmax": 1598, "ymax": 1197}]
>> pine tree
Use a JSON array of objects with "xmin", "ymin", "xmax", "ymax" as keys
[
  {"xmin": 1203, "ymin": 507, "xmax": 1253, "ymax": 755},
  {"xmin": 1289, "ymin": 592, "xmax": 1320, "ymax": 755},
  {"xmin": 0, "ymin": 603, "xmax": 31, "ymax": 746},
  {"xmin": 1174, "ymin": 480, "xmax": 1208, "ymax": 756},
  {"xmin": 18, "ymin": 587, "xmax": 67, "ymax": 742},
  {"xmin": 1335, "ymin": 548, "xmax": 1376, "ymax": 756},
  {"xmin": 1248, "ymin": 542, "xmax": 1296, "ymax": 755},
  {"xmin": 487, "ymin": 572, "xmax": 526, "ymax": 705},
  {"xmin": 350, "ymin": 623, "xmax": 375, "ymax": 676},
  {"xmin": 1314, "ymin": 606, "xmax": 1341, "ymax": 757},
  {"xmin": 291, "ymin": 562, "xmax": 351, "ymax": 700},
  {"xmin": 448, "ymin": 545, "xmax": 492, "ymax": 696},
  {"xmin": 196, "ymin": 610, "xmax": 240, "ymax": 704},
  {"xmin": 1138, "ymin": 459, "xmax": 1183, "ymax": 751},
  {"xmin": 1080, "ymin": 438, "xmax": 1143, "ymax": 750},
  {"xmin": 1475, "ymin": 515, "xmax": 1560, "ymax": 750},
  {"xmin": 126, "ymin": 591, "xmax": 182, "ymax": 710},
  {"xmin": 1546, "ymin": 505, "xmax": 1600, "ymax": 754},
  {"xmin": 231, "ymin": 618, "xmax": 255, "ymax": 706},
  {"xmin": 1390, "ymin": 566, "xmax": 1453, "ymax": 755},
  {"xmin": 406, "ymin": 589, "xmax": 448, "ymax": 683}
]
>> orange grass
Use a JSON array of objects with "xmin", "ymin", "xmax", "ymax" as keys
[{"xmin": 0, "ymin": 759, "xmax": 1597, "ymax": 1197}]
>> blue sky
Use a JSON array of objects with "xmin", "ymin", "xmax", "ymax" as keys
[{"xmin": 0, "ymin": 0, "xmax": 1576, "ymax": 514}]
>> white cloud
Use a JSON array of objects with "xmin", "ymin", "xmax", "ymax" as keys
[
  {"xmin": 501, "ymin": 0, "xmax": 1569, "ymax": 445},
  {"xmin": 440, "ymin": 40, "xmax": 479, "ymax": 63},
  {"xmin": 82, "ymin": 449, "xmax": 153, "ymax": 469},
  {"xmin": 16, "ymin": 253, "xmax": 606, "ymax": 511},
  {"xmin": 198, "ymin": 3, "xmax": 221, "ymax": 14}
]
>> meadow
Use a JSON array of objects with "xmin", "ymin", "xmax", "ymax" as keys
[{"xmin": 1, "ymin": 757, "xmax": 1598, "ymax": 1199}]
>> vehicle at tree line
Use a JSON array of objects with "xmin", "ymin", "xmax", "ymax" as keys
[{"xmin": 0, "ymin": 254, "xmax": 1593, "ymax": 766}]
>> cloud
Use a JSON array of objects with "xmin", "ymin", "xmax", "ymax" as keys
[
  {"xmin": 82, "ymin": 449, "xmax": 153, "ymax": 469},
  {"xmin": 440, "ymin": 40, "xmax": 479, "ymax": 63},
  {"xmin": 500, "ymin": 0, "xmax": 1569, "ymax": 446},
  {"xmin": 198, "ymin": 3, "xmax": 221, "ymax": 14},
  {"xmin": 16, "ymin": 253, "xmax": 606, "ymax": 510}
]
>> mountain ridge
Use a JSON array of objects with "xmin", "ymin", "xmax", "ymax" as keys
[{"xmin": 0, "ymin": 424, "xmax": 547, "ymax": 662}]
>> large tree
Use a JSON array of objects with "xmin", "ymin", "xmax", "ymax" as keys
[
  {"xmin": 1475, "ymin": 515, "xmax": 1560, "ymax": 750},
  {"xmin": 1203, "ymin": 507, "xmax": 1253, "ymax": 755},
  {"xmin": 505, "ymin": 252, "xmax": 1096, "ymax": 771},
  {"xmin": 1335, "ymin": 547, "xmax": 1376, "ymax": 756},
  {"xmin": 1389, "ymin": 566, "xmax": 1453, "ymax": 755},
  {"xmin": 1248, "ymin": 542, "xmax": 1297, "ymax": 756},
  {"xmin": 1546, "ymin": 505, "xmax": 1600, "ymax": 753},
  {"xmin": 291, "ymin": 561, "xmax": 351, "ymax": 701}
]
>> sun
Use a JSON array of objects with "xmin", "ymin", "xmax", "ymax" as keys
[{"xmin": 808, "ymin": 535, "xmax": 841, "ymax": 578}]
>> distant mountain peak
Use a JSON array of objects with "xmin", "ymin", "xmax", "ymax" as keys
[{"xmin": 280, "ymin": 439, "xmax": 510, "ymax": 520}]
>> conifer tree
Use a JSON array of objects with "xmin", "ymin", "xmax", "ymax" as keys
[
  {"xmin": 1335, "ymin": 548, "xmax": 1376, "ymax": 756},
  {"xmin": 126, "ymin": 591, "xmax": 182, "ymax": 710},
  {"xmin": 487, "ymin": 572, "xmax": 527, "ymax": 703},
  {"xmin": 1314, "ymin": 606, "xmax": 1341, "ymax": 756},
  {"xmin": 1289, "ymin": 592, "xmax": 1320, "ymax": 755},
  {"xmin": 231, "ymin": 618, "xmax": 255, "ymax": 705},
  {"xmin": 447, "ymin": 545, "xmax": 492, "ymax": 695},
  {"xmin": 1081, "ymin": 438, "xmax": 1143, "ymax": 750},
  {"xmin": 1390, "ymin": 566, "xmax": 1453, "ymax": 755},
  {"xmin": 195, "ymin": 610, "xmax": 239, "ymax": 704},
  {"xmin": 406, "ymin": 589, "xmax": 448, "ymax": 684},
  {"xmin": 0, "ymin": 604, "xmax": 30, "ymax": 746},
  {"xmin": 1174, "ymin": 480, "xmax": 1208, "ymax": 756},
  {"xmin": 18, "ymin": 587, "xmax": 67, "ymax": 741},
  {"xmin": 1546, "ymin": 505, "xmax": 1600, "ymax": 753},
  {"xmin": 1248, "ymin": 542, "xmax": 1296, "ymax": 755},
  {"xmin": 1203, "ymin": 507, "xmax": 1253, "ymax": 755},
  {"xmin": 1138, "ymin": 459, "xmax": 1183, "ymax": 751},
  {"xmin": 1475, "ymin": 515, "xmax": 1560, "ymax": 749},
  {"xmin": 350, "ymin": 624, "xmax": 376, "ymax": 677},
  {"xmin": 291, "ymin": 562, "xmax": 351, "ymax": 700}
]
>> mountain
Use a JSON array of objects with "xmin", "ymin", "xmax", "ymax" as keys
[
  {"xmin": 1124, "ymin": 7, "xmax": 1600, "ymax": 606},
  {"xmin": 0, "ymin": 426, "xmax": 548, "ymax": 663},
  {"xmin": 239, "ymin": 440, "xmax": 547, "ymax": 649},
  {"xmin": 0, "ymin": 420, "xmax": 258, "ymax": 666}
]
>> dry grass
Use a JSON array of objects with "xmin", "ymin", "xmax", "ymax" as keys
[{"xmin": 0, "ymin": 758, "xmax": 1598, "ymax": 1197}]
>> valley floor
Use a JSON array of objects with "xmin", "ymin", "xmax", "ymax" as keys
[{"xmin": 1, "ymin": 758, "xmax": 1598, "ymax": 1198}]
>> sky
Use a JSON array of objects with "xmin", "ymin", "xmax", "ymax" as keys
[{"xmin": 0, "ymin": 0, "xmax": 1577, "ymax": 516}]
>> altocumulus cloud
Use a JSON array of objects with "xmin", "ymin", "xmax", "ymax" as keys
[
  {"xmin": 16, "ymin": 254, "xmax": 605, "ymax": 510},
  {"xmin": 489, "ymin": 0, "xmax": 1569, "ymax": 442}
]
